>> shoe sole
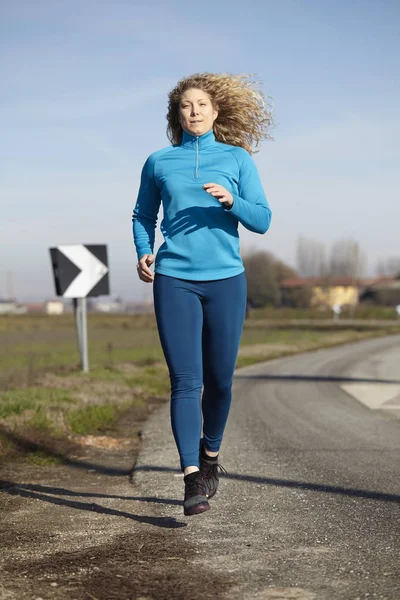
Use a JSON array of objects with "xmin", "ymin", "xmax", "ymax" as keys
[{"xmin": 184, "ymin": 501, "xmax": 211, "ymax": 516}]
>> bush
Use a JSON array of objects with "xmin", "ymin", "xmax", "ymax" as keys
[{"xmin": 243, "ymin": 251, "xmax": 282, "ymax": 307}]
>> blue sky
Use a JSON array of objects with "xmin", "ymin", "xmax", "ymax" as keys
[{"xmin": 1, "ymin": 0, "xmax": 399, "ymax": 301}]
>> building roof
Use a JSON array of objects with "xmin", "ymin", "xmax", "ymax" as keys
[{"xmin": 366, "ymin": 279, "xmax": 400, "ymax": 290}]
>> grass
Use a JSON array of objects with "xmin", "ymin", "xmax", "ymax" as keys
[
  {"xmin": 236, "ymin": 328, "xmax": 397, "ymax": 368},
  {"xmin": 250, "ymin": 305, "xmax": 400, "ymax": 321},
  {"xmin": 125, "ymin": 367, "xmax": 171, "ymax": 397},
  {"xmin": 0, "ymin": 396, "xmax": 37, "ymax": 419},
  {"xmin": 29, "ymin": 408, "xmax": 56, "ymax": 434},
  {"xmin": 26, "ymin": 450, "xmax": 64, "ymax": 466},
  {"xmin": 0, "ymin": 311, "xmax": 399, "ymax": 463},
  {"xmin": 0, "ymin": 388, "xmax": 77, "ymax": 418},
  {"xmin": 67, "ymin": 404, "xmax": 119, "ymax": 435}
]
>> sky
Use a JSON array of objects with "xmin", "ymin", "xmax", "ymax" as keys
[{"xmin": 1, "ymin": 0, "xmax": 399, "ymax": 301}]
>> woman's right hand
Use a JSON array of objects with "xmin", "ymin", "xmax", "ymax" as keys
[{"xmin": 137, "ymin": 254, "xmax": 155, "ymax": 283}]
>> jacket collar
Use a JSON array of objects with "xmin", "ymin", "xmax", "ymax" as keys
[{"xmin": 181, "ymin": 129, "xmax": 216, "ymax": 150}]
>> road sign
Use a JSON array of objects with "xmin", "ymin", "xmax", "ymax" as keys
[
  {"xmin": 49, "ymin": 244, "xmax": 110, "ymax": 372},
  {"xmin": 49, "ymin": 244, "xmax": 109, "ymax": 298}
]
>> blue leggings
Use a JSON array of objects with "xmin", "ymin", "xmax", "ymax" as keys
[{"xmin": 153, "ymin": 272, "xmax": 247, "ymax": 470}]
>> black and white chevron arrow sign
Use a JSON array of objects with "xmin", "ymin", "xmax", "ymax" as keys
[{"xmin": 49, "ymin": 244, "xmax": 110, "ymax": 298}]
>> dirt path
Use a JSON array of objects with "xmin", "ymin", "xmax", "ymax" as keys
[{"xmin": 0, "ymin": 410, "xmax": 232, "ymax": 600}]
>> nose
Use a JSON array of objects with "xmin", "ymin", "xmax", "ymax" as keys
[{"xmin": 190, "ymin": 106, "xmax": 199, "ymax": 116}]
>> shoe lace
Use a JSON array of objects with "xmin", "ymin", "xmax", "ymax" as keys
[
  {"xmin": 201, "ymin": 461, "xmax": 227, "ymax": 482},
  {"xmin": 186, "ymin": 474, "xmax": 206, "ymax": 496}
]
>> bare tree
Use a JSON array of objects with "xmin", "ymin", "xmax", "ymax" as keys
[
  {"xmin": 296, "ymin": 236, "xmax": 367, "ymax": 280},
  {"xmin": 328, "ymin": 238, "xmax": 366, "ymax": 279},
  {"xmin": 376, "ymin": 257, "xmax": 400, "ymax": 277},
  {"xmin": 296, "ymin": 236, "xmax": 327, "ymax": 277}
]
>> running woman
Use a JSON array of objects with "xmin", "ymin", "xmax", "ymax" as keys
[{"xmin": 132, "ymin": 72, "xmax": 273, "ymax": 516}]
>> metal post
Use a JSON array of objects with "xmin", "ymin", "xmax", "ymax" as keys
[
  {"xmin": 73, "ymin": 298, "xmax": 82, "ymax": 359},
  {"xmin": 81, "ymin": 297, "xmax": 89, "ymax": 372},
  {"xmin": 73, "ymin": 298, "xmax": 89, "ymax": 372}
]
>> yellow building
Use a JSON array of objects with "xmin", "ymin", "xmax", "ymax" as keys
[
  {"xmin": 310, "ymin": 282, "xmax": 358, "ymax": 308},
  {"xmin": 280, "ymin": 277, "xmax": 362, "ymax": 309}
]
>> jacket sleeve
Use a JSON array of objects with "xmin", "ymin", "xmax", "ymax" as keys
[
  {"xmin": 224, "ymin": 149, "xmax": 272, "ymax": 234},
  {"xmin": 132, "ymin": 154, "xmax": 162, "ymax": 260}
]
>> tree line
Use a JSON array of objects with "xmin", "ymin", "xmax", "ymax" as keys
[{"xmin": 243, "ymin": 236, "xmax": 400, "ymax": 308}]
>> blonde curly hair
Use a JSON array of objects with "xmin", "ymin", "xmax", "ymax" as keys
[{"xmin": 166, "ymin": 72, "xmax": 273, "ymax": 154}]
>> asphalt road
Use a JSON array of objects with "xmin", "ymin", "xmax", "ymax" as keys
[{"xmin": 134, "ymin": 335, "xmax": 400, "ymax": 600}]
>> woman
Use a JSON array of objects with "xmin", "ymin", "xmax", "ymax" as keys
[{"xmin": 132, "ymin": 73, "xmax": 272, "ymax": 516}]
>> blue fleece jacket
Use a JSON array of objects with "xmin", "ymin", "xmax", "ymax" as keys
[{"xmin": 132, "ymin": 129, "xmax": 271, "ymax": 281}]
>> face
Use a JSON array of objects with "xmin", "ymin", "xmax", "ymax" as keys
[{"xmin": 179, "ymin": 88, "xmax": 218, "ymax": 137}]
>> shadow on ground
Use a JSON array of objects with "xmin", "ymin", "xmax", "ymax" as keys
[
  {"xmin": 133, "ymin": 465, "xmax": 400, "ymax": 504},
  {"xmin": 0, "ymin": 479, "xmax": 184, "ymax": 528},
  {"xmin": 0, "ymin": 425, "xmax": 132, "ymax": 476}
]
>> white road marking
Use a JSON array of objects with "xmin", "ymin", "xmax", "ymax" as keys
[{"xmin": 340, "ymin": 383, "xmax": 400, "ymax": 410}]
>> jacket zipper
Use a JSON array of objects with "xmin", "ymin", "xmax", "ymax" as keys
[{"xmin": 195, "ymin": 136, "xmax": 199, "ymax": 179}]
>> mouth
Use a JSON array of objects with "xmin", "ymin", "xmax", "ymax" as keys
[{"xmin": 190, "ymin": 120, "xmax": 203, "ymax": 124}]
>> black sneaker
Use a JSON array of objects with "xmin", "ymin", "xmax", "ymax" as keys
[
  {"xmin": 199, "ymin": 444, "xmax": 227, "ymax": 499},
  {"xmin": 183, "ymin": 471, "xmax": 210, "ymax": 516}
]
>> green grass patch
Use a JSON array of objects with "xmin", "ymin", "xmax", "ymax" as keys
[
  {"xmin": 67, "ymin": 404, "xmax": 118, "ymax": 435},
  {"xmin": 26, "ymin": 450, "xmax": 64, "ymax": 466},
  {"xmin": 132, "ymin": 356, "xmax": 160, "ymax": 367},
  {"xmin": 250, "ymin": 306, "xmax": 400, "ymax": 320},
  {"xmin": 85, "ymin": 368, "xmax": 126, "ymax": 382},
  {"xmin": 125, "ymin": 369, "xmax": 170, "ymax": 397},
  {"xmin": 240, "ymin": 327, "xmax": 323, "ymax": 346},
  {"xmin": 0, "ymin": 387, "xmax": 77, "ymax": 418},
  {"xmin": 29, "ymin": 407, "xmax": 56, "ymax": 434},
  {"xmin": 0, "ymin": 396, "xmax": 36, "ymax": 418}
]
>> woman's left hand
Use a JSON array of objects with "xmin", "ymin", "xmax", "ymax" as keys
[{"xmin": 203, "ymin": 183, "xmax": 233, "ymax": 208}]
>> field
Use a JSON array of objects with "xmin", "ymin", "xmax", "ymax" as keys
[{"xmin": 1, "ymin": 311, "xmax": 399, "ymax": 464}]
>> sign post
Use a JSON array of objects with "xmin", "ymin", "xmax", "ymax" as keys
[
  {"xmin": 72, "ymin": 298, "xmax": 89, "ymax": 372},
  {"xmin": 332, "ymin": 303, "xmax": 342, "ymax": 322},
  {"xmin": 49, "ymin": 244, "xmax": 110, "ymax": 372}
]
